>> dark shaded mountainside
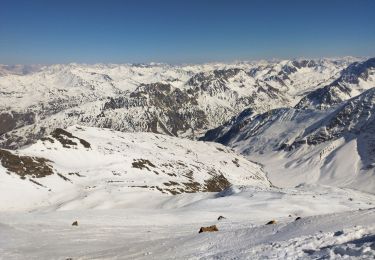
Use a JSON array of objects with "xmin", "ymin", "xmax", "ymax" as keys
[{"xmin": 295, "ymin": 57, "xmax": 375, "ymax": 109}]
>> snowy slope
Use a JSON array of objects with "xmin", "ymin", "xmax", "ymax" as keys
[
  {"xmin": 202, "ymin": 88, "xmax": 375, "ymax": 193},
  {"xmin": 0, "ymin": 125, "xmax": 270, "ymax": 211}
]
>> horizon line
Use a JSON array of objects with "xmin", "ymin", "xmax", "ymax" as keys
[{"xmin": 1, "ymin": 55, "xmax": 371, "ymax": 67}]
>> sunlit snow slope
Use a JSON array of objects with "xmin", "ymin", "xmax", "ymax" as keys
[{"xmin": 0, "ymin": 125, "xmax": 270, "ymax": 211}]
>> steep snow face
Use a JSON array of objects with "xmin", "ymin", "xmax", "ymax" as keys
[
  {"xmin": 0, "ymin": 125, "xmax": 270, "ymax": 211},
  {"xmin": 296, "ymin": 58, "xmax": 375, "ymax": 109},
  {"xmin": 203, "ymin": 88, "xmax": 375, "ymax": 193},
  {"xmin": 0, "ymin": 58, "xmax": 355, "ymax": 149}
]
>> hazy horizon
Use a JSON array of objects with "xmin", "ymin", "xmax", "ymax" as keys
[{"xmin": 0, "ymin": 55, "xmax": 370, "ymax": 67}]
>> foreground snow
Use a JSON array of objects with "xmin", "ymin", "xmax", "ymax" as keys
[{"xmin": 1, "ymin": 185, "xmax": 374, "ymax": 259}]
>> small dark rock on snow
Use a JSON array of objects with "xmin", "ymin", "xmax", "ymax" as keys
[
  {"xmin": 72, "ymin": 221, "xmax": 78, "ymax": 226},
  {"xmin": 334, "ymin": 230, "xmax": 344, "ymax": 236}
]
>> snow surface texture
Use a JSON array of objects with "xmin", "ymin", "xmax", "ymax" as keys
[{"xmin": 0, "ymin": 185, "xmax": 374, "ymax": 259}]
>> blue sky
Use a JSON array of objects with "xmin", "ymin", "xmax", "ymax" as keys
[{"xmin": 1, "ymin": 0, "xmax": 374, "ymax": 64}]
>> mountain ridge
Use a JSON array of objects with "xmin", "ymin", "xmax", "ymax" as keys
[{"xmin": 0, "ymin": 57, "xmax": 361, "ymax": 149}]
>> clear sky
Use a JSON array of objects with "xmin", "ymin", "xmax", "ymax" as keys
[{"xmin": 1, "ymin": 0, "xmax": 374, "ymax": 64}]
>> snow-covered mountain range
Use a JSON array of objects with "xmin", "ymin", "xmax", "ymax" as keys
[{"xmin": 0, "ymin": 57, "xmax": 360, "ymax": 149}]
